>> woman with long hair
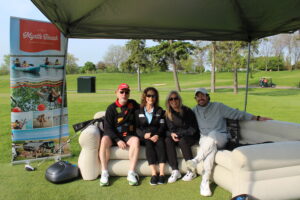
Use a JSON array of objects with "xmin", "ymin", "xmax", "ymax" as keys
[
  {"xmin": 135, "ymin": 87, "xmax": 167, "ymax": 185},
  {"xmin": 165, "ymin": 91, "xmax": 199, "ymax": 183}
]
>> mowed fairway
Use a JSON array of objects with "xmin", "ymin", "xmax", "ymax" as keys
[{"xmin": 0, "ymin": 71, "xmax": 299, "ymax": 200}]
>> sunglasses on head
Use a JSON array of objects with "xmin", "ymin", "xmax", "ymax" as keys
[
  {"xmin": 169, "ymin": 97, "xmax": 179, "ymax": 101},
  {"xmin": 120, "ymin": 90, "xmax": 130, "ymax": 94},
  {"xmin": 146, "ymin": 94, "xmax": 156, "ymax": 98}
]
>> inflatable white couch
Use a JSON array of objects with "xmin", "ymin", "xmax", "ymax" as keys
[{"xmin": 78, "ymin": 112, "xmax": 300, "ymax": 200}]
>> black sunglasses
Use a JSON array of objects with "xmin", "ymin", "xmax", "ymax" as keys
[
  {"xmin": 120, "ymin": 91, "xmax": 130, "ymax": 94},
  {"xmin": 146, "ymin": 94, "xmax": 156, "ymax": 98},
  {"xmin": 169, "ymin": 97, "xmax": 179, "ymax": 101}
]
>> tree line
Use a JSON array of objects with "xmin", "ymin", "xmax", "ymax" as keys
[
  {"xmin": 66, "ymin": 33, "xmax": 300, "ymax": 92},
  {"xmin": 1, "ymin": 33, "xmax": 299, "ymax": 92}
]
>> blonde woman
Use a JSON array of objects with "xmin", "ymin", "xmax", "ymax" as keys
[{"xmin": 165, "ymin": 91, "xmax": 199, "ymax": 183}]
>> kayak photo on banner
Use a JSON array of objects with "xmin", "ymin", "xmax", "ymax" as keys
[{"xmin": 10, "ymin": 17, "xmax": 70, "ymax": 163}]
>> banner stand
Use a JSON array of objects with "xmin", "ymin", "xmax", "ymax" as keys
[
  {"xmin": 11, "ymin": 154, "xmax": 71, "ymax": 165},
  {"xmin": 58, "ymin": 38, "xmax": 69, "ymax": 157},
  {"xmin": 10, "ymin": 17, "xmax": 71, "ymax": 164}
]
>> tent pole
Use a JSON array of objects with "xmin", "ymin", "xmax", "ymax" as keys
[
  {"xmin": 58, "ymin": 37, "xmax": 69, "ymax": 156},
  {"xmin": 244, "ymin": 42, "xmax": 251, "ymax": 112}
]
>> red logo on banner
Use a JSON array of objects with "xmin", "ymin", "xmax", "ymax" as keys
[{"xmin": 20, "ymin": 19, "xmax": 61, "ymax": 52}]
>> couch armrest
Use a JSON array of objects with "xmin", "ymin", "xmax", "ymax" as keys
[
  {"xmin": 232, "ymin": 141, "xmax": 300, "ymax": 171},
  {"xmin": 94, "ymin": 111, "xmax": 105, "ymax": 119},
  {"xmin": 78, "ymin": 125, "xmax": 101, "ymax": 180}
]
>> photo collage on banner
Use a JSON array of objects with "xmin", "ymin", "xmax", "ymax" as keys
[{"xmin": 10, "ymin": 17, "xmax": 70, "ymax": 163}]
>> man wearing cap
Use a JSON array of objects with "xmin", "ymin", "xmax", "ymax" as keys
[
  {"xmin": 99, "ymin": 83, "xmax": 140, "ymax": 186},
  {"xmin": 187, "ymin": 88, "xmax": 272, "ymax": 197}
]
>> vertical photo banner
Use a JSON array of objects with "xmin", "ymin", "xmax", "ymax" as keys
[{"xmin": 10, "ymin": 17, "xmax": 70, "ymax": 164}]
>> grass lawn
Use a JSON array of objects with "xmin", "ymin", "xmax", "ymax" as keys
[{"xmin": 0, "ymin": 71, "xmax": 299, "ymax": 200}]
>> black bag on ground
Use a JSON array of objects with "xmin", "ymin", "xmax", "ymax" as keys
[{"xmin": 45, "ymin": 161, "xmax": 79, "ymax": 183}]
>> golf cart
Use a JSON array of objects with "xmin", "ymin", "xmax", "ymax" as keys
[{"xmin": 259, "ymin": 77, "xmax": 276, "ymax": 88}]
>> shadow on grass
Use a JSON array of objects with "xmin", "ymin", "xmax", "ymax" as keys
[
  {"xmin": 211, "ymin": 182, "xmax": 218, "ymax": 195},
  {"xmin": 250, "ymin": 89, "xmax": 300, "ymax": 96},
  {"xmin": 213, "ymin": 88, "xmax": 257, "ymax": 93},
  {"xmin": 108, "ymin": 176, "xmax": 147, "ymax": 186},
  {"xmin": 213, "ymin": 88, "xmax": 300, "ymax": 97},
  {"xmin": 108, "ymin": 176, "xmax": 121, "ymax": 186}
]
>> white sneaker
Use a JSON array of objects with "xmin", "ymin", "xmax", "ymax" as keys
[
  {"xmin": 182, "ymin": 170, "xmax": 197, "ymax": 181},
  {"xmin": 200, "ymin": 179, "xmax": 212, "ymax": 196},
  {"xmin": 186, "ymin": 159, "xmax": 197, "ymax": 174},
  {"xmin": 168, "ymin": 170, "xmax": 181, "ymax": 183},
  {"xmin": 127, "ymin": 171, "xmax": 139, "ymax": 186},
  {"xmin": 100, "ymin": 171, "xmax": 109, "ymax": 186}
]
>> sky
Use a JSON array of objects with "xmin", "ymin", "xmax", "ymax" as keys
[{"xmin": 0, "ymin": 0, "xmax": 135, "ymax": 66}]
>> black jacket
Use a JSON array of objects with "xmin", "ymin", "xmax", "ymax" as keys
[
  {"xmin": 135, "ymin": 106, "xmax": 166, "ymax": 139},
  {"xmin": 104, "ymin": 99, "xmax": 139, "ymax": 143},
  {"xmin": 165, "ymin": 105, "xmax": 199, "ymax": 140}
]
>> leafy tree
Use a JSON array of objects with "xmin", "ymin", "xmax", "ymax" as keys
[
  {"xmin": 96, "ymin": 61, "xmax": 106, "ymax": 72},
  {"xmin": 195, "ymin": 65, "xmax": 205, "ymax": 73},
  {"xmin": 124, "ymin": 40, "xmax": 149, "ymax": 91},
  {"xmin": 66, "ymin": 53, "xmax": 79, "ymax": 74},
  {"xmin": 258, "ymin": 38, "xmax": 273, "ymax": 71},
  {"xmin": 180, "ymin": 56, "xmax": 194, "ymax": 73},
  {"xmin": 147, "ymin": 44, "xmax": 169, "ymax": 72},
  {"xmin": 254, "ymin": 56, "xmax": 284, "ymax": 71},
  {"xmin": 270, "ymin": 56, "xmax": 285, "ymax": 71},
  {"xmin": 81, "ymin": 61, "xmax": 96, "ymax": 73},
  {"xmin": 105, "ymin": 64, "xmax": 120, "ymax": 72},
  {"xmin": 211, "ymin": 41, "xmax": 260, "ymax": 94},
  {"xmin": 0, "ymin": 54, "xmax": 10, "ymax": 75},
  {"xmin": 103, "ymin": 45, "xmax": 130, "ymax": 70},
  {"xmin": 148, "ymin": 40, "xmax": 195, "ymax": 91},
  {"xmin": 293, "ymin": 60, "xmax": 300, "ymax": 70},
  {"xmin": 194, "ymin": 41, "xmax": 216, "ymax": 92},
  {"xmin": 268, "ymin": 33, "xmax": 300, "ymax": 71},
  {"xmin": 120, "ymin": 59, "xmax": 135, "ymax": 73},
  {"xmin": 290, "ymin": 33, "xmax": 300, "ymax": 70}
]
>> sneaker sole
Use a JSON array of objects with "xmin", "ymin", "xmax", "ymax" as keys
[
  {"xmin": 100, "ymin": 181, "xmax": 109, "ymax": 186},
  {"xmin": 128, "ymin": 181, "xmax": 138, "ymax": 186},
  {"xmin": 182, "ymin": 176, "xmax": 197, "ymax": 181},
  {"xmin": 150, "ymin": 182, "xmax": 157, "ymax": 186},
  {"xmin": 167, "ymin": 177, "xmax": 181, "ymax": 183},
  {"xmin": 182, "ymin": 173, "xmax": 197, "ymax": 181},
  {"xmin": 200, "ymin": 192, "xmax": 212, "ymax": 197}
]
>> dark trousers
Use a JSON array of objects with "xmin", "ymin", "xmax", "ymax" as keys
[
  {"xmin": 165, "ymin": 136, "xmax": 198, "ymax": 170},
  {"xmin": 144, "ymin": 138, "xmax": 166, "ymax": 165}
]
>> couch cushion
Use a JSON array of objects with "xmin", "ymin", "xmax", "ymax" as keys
[{"xmin": 110, "ymin": 144, "xmax": 200, "ymax": 160}]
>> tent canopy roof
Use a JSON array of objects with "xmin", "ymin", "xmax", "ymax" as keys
[{"xmin": 31, "ymin": 0, "xmax": 300, "ymax": 41}]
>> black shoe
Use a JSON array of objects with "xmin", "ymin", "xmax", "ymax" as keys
[
  {"xmin": 158, "ymin": 175, "xmax": 165, "ymax": 184},
  {"xmin": 150, "ymin": 175, "xmax": 158, "ymax": 185}
]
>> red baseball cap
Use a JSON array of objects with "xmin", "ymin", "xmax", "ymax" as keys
[{"xmin": 117, "ymin": 83, "xmax": 130, "ymax": 91}]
